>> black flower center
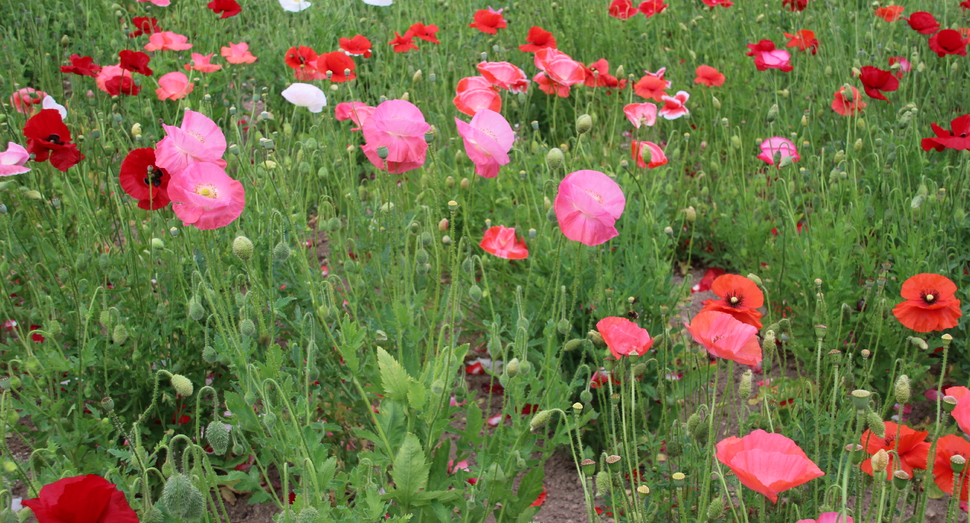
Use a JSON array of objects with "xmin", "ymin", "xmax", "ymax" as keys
[
  {"xmin": 921, "ymin": 290, "xmax": 938, "ymax": 305},
  {"xmin": 727, "ymin": 294, "xmax": 743, "ymax": 308},
  {"xmin": 46, "ymin": 134, "xmax": 63, "ymax": 145},
  {"xmin": 143, "ymin": 167, "xmax": 164, "ymax": 188}
]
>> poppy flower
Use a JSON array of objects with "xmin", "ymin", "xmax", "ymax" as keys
[
  {"xmin": 208, "ymin": 0, "xmax": 241, "ymax": 18},
  {"xmin": 631, "ymin": 140, "xmax": 667, "ymax": 169},
  {"xmin": 694, "ymin": 65, "xmax": 725, "ymax": 87},
  {"xmin": 408, "ymin": 22, "xmax": 440, "ymax": 43},
  {"xmin": 22, "ymin": 475, "xmax": 139, "ymax": 523},
  {"xmin": 753, "ymin": 49, "xmax": 793, "ymax": 72},
  {"xmin": 455, "ymin": 108, "xmax": 514, "ymax": 178},
  {"xmin": 185, "ymin": 53, "xmax": 222, "ymax": 73},
  {"xmin": 659, "ymin": 91, "xmax": 690, "ymax": 120},
  {"xmin": 693, "ymin": 267, "xmax": 726, "ymax": 293},
  {"xmin": 97, "ymin": 66, "xmax": 141, "ymax": 96},
  {"xmin": 623, "ymin": 103, "xmax": 657, "ymax": 128},
  {"xmin": 590, "ymin": 368, "xmax": 620, "ymax": 389},
  {"xmin": 155, "ymin": 109, "xmax": 227, "ymax": 175},
  {"xmin": 361, "ymin": 99, "xmax": 431, "ymax": 174},
  {"xmin": 279, "ymin": 0, "xmax": 311, "ymax": 12},
  {"xmin": 583, "ymin": 59, "xmax": 625, "ymax": 89},
  {"xmin": 469, "ymin": 7, "xmax": 507, "ymax": 34},
  {"xmin": 638, "ymin": 0, "xmax": 668, "ymax": 17},
  {"xmin": 859, "ymin": 421, "xmax": 930, "ymax": 480},
  {"xmin": 128, "ymin": 17, "xmax": 161, "ymax": 38},
  {"xmin": 905, "ymin": 12, "xmax": 940, "ymax": 34},
  {"xmin": 888, "ymin": 56, "xmax": 911, "ymax": 78},
  {"xmin": 686, "ymin": 311, "xmax": 762, "ymax": 366},
  {"xmin": 530, "ymin": 487, "xmax": 547, "ymax": 508},
  {"xmin": 922, "ymin": 114, "xmax": 970, "ymax": 152},
  {"xmin": 831, "ymin": 85, "xmax": 866, "ymax": 116},
  {"xmin": 715, "ymin": 430, "xmax": 823, "ymax": 502},
  {"xmin": 609, "ymin": 0, "xmax": 639, "ymax": 19},
  {"xmin": 782, "ymin": 0, "xmax": 808, "ymax": 11},
  {"xmin": 119, "ymin": 50, "xmax": 153, "ymax": 76},
  {"xmin": 533, "ymin": 48, "xmax": 586, "ymax": 97},
  {"xmin": 144, "ymin": 32, "xmax": 193, "ymax": 52},
  {"xmin": 597, "ymin": 317, "xmax": 652, "ymax": 359},
  {"xmin": 702, "ymin": 0, "xmax": 734, "ymax": 8},
  {"xmin": 61, "ymin": 55, "xmax": 101, "ymax": 77},
  {"xmin": 477, "ymin": 62, "xmax": 529, "ymax": 93},
  {"xmin": 0, "ymin": 142, "xmax": 30, "ymax": 177},
  {"xmin": 875, "ymin": 6, "xmax": 904, "ymax": 22},
  {"xmin": 119, "ymin": 148, "xmax": 171, "ymax": 210},
  {"xmin": 221, "ymin": 42, "xmax": 258, "ymax": 64},
  {"xmin": 453, "ymin": 76, "xmax": 502, "ymax": 116},
  {"xmin": 285, "ymin": 46, "xmax": 318, "ymax": 76},
  {"xmin": 858, "ymin": 66, "xmax": 899, "ymax": 102},
  {"xmin": 23, "ymin": 109, "xmax": 84, "ymax": 172},
  {"xmin": 700, "ymin": 274, "xmax": 764, "ymax": 329},
  {"xmin": 156, "ymin": 72, "xmax": 194, "ymax": 101},
  {"xmin": 389, "ymin": 31, "xmax": 418, "ymax": 53},
  {"xmin": 928, "ymin": 29, "xmax": 968, "ymax": 57},
  {"xmin": 340, "ymin": 35, "xmax": 372, "ymax": 58},
  {"xmin": 947, "ymin": 386, "xmax": 970, "ymax": 437},
  {"xmin": 136, "ymin": 0, "xmax": 171, "ymax": 6},
  {"xmin": 519, "ymin": 26, "xmax": 556, "ymax": 52},
  {"xmin": 633, "ymin": 68, "xmax": 670, "ymax": 101},
  {"xmin": 757, "ymin": 137, "xmax": 800, "ymax": 169},
  {"xmin": 891, "ymin": 273, "xmax": 961, "ymax": 332},
  {"xmin": 934, "ymin": 434, "xmax": 970, "ymax": 501},
  {"xmin": 553, "ymin": 170, "xmax": 626, "ymax": 246},
  {"xmin": 963, "ymin": 0, "xmax": 970, "ymax": 9},
  {"xmin": 168, "ymin": 162, "xmax": 245, "ymax": 230},
  {"xmin": 334, "ymin": 102, "xmax": 376, "ymax": 130},
  {"xmin": 785, "ymin": 30, "xmax": 818, "ymax": 54},
  {"xmin": 798, "ymin": 514, "xmax": 853, "ymax": 523},
  {"xmin": 316, "ymin": 52, "xmax": 356, "ymax": 82},
  {"xmin": 9, "ymin": 87, "xmax": 47, "ymax": 114},
  {"xmin": 479, "ymin": 226, "xmax": 528, "ymax": 259}
]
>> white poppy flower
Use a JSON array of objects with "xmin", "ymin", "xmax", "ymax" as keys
[
  {"xmin": 281, "ymin": 83, "xmax": 327, "ymax": 113},
  {"xmin": 361, "ymin": 0, "xmax": 393, "ymax": 5},
  {"xmin": 42, "ymin": 96, "xmax": 68, "ymax": 120},
  {"xmin": 279, "ymin": 0, "xmax": 311, "ymax": 12}
]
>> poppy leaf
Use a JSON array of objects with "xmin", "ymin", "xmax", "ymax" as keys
[
  {"xmin": 390, "ymin": 434, "xmax": 430, "ymax": 507},
  {"xmin": 377, "ymin": 347, "xmax": 412, "ymax": 402}
]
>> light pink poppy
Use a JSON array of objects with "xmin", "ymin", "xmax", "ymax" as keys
[
  {"xmin": 716, "ymin": 430, "xmax": 824, "ymax": 503},
  {"xmin": 685, "ymin": 310, "xmax": 762, "ymax": 366},
  {"xmin": 596, "ymin": 317, "xmax": 652, "ymax": 359},
  {"xmin": 361, "ymin": 100, "xmax": 431, "ymax": 174},
  {"xmin": 155, "ymin": 109, "xmax": 227, "ymax": 174},
  {"xmin": 136, "ymin": 0, "xmax": 171, "ymax": 6},
  {"xmin": 757, "ymin": 137, "xmax": 800, "ymax": 168},
  {"xmin": 455, "ymin": 108, "xmax": 514, "ymax": 178},
  {"xmin": 796, "ymin": 514, "xmax": 852, "ymax": 523},
  {"xmin": 659, "ymin": 91, "xmax": 690, "ymax": 120},
  {"xmin": 533, "ymin": 48, "xmax": 586, "ymax": 97},
  {"xmin": 477, "ymin": 62, "xmax": 529, "ymax": 93},
  {"xmin": 221, "ymin": 42, "xmax": 257, "ymax": 64},
  {"xmin": 0, "ymin": 142, "xmax": 30, "ymax": 176},
  {"xmin": 10, "ymin": 87, "xmax": 47, "ymax": 114},
  {"xmin": 184, "ymin": 53, "xmax": 222, "ymax": 73},
  {"xmin": 889, "ymin": 56, "xmax": 911, "ymax": 78},
  {"xmin": 756, "ymin": 49, "xmax": 793, "ymax": 71},
  {"xmin": 631, "ymin": 140, "xmax": 667, "ymax": 169},
  {"xmin": 144, "ymin": 32, "xmax": 192, "ymax": 52},
  {"xmin": 156, "ymin": 72, "xmax": 194, "ymax": 100},
  {"xmin": 623, "ymin": 102, "xmax": 658, "ymax": 128},
  {"xmin": 334, "ymin": 102, "xmax": 376, "ymax": 131},
  {"xmin": 553, "ymin": 170, "xmax": 626, "ymax": 246},
  {"xmin": 167, "ymin": 162, "xmax": 245, "ymax": 230}
]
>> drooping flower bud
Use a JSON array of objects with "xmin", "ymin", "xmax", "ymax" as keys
[
  {"xmin": 171, "ymin": 373, "xmax": 194, "ymax": 397},
  {"xmin": 160, "ymin": 474, "xmax": 204, "ymax": 521},
  {"xmin": 239, "ymin": 319, "xmax": 256, "ymax": 337},
  {"xmin": 233, "ymin": 236, "xmax": 254, "ymax": 262},
  {"xmin": 595, "ymin": 471, "xmax": 611, "ymax": 495},
  {"xmin": 112, "ymin": 324, "xmax": 129, "ymax": 345},
  {"xmin": 273, "ymin": 241, "xmax": 291, "ymax": 261},
  {"xmin": 206, "ymin": 420, "xmax": 230, "ymax": 455},
  {"xmin": 188, "ymin": 298, "xmax": 205, "ymax": 321},
  {"xmin": 708, "ymin": 497, "xmax": 724, "ymax": 520},
  {"xmin": 529, "ymin": 410, "xmax": 553, "ymax": 432}
]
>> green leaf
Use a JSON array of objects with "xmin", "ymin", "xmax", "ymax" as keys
[
  {"xmin": 377, "ymin": 347, "xmax": 411, "ymax": 402},
  {"xmin": 427, "ymin": 439, "xmax": 451, "ymax": 489},
  {"xmin": 390, "ymin": 434, "xmax": 429, "ymax": 508},
  {"xmin": 407, "ymin": 380, "xmax": 427, "ymax": 411},
  {"xmin": 338, "ymin": 318, "xmax": 364, "ymax": 374},
  {"xmin": 509, "ymin": 466, "xmax": 545, "ymax": 514},
  {"xmin": 224, "ymin": 392, "xmax": 260, "ymax": 431},
  {"xmin": 459, "ymin": 403, "xmax": 484, "ymax": 447}
]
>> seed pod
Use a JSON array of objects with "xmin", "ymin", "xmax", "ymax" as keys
[{"xmin": 206, "ymin": 420, "xmax": 230, "ymax": 455}]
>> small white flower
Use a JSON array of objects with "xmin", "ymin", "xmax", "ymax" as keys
[
  {"xmin": 279, "ymin": 0, "xmax": 311, "ymax": 12},
  {"xmin": 361, "ymin": 0, "xmax": 393, "ymax": 5},
  {"xmin": 281, "ymin": 83, "xmax": 327, "ymax": 113},
  {"xmin": 42, "ymin": 96, "xmax": 68, "ymax": 120}
]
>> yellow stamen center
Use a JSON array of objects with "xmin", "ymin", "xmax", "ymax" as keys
[{"xmin": 195, "ymin": 184, "xmax": 218, "ymax": 199}]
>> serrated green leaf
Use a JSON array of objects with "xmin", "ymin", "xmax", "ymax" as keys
[
  {"xmin": 377, "ymin": 347, "xmax": 411, "ymax": 402},
  {"xmin": 338, "ymin": 317, "xmax": 364, "ymax": 374},
  {"xmin": 509, "ymin": 466, "xmax": 545, "ymax": 514},
  {"xmin": 224, "ymin": 392, "xmax": 260, "ymax": 431},
  {"xmin": 407, "ymin": 380, "xmax": 427, "ymax": 411},
  {"xmin": 390, "ymin": 434, "xmax": 429, "ymax": 508},
  {"xmin": 460, "ymin": 403, "xmax": 484, "ymax": 446}
]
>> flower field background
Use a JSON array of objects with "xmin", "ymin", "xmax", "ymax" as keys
[{"xmin": 0, "ymin": 0, "xmax": 968, "ymax": 521}]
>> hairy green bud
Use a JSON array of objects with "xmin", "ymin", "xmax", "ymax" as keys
[
  {"xmin": 595, "ymin": 471, "xmax": 611, "ymax": 495},
  {"xmin": 296, "ymin": 507, "xmax": 320, "ymax": 523},
  {"xmin": 273, "ymin": 241, "xmax": 291, "ymax": 261},
  {"xmin": 202, "ymin": 346, "xmax": 218, "ymax": 364},
  {"xmin": 239, "ymin": 319, "xmax": 256, "ymax": 337},
  {"xmin": 575, "ymin": 114, "xmax": 592, "ymax": 135},
  {"xmin": 894, "ymin": 375, "xmax": 911, "ymax": 406},
  {"xmin": 263, "ymin": 411, "xmax": 277, "ymax": 427},
  {"xmin": 160, "ymin": 474, "xmax": 204, "ymax": 521},
  {"xmin": 564, "ymin": 338, "xmax": 584, "ymax": 352},
  {"xmin": 529, "ymin": 410, "xmax": 554, "ymax": 432},
  {"xmin": 206, "ymin": 420, "xmax": 230, "ymax": 455},
  {"xmin": 188, "ymin": 298, "xmax": 205, "ymax": 321},
  {"xmin": 546, "ymin": 148, "xmax": 564, "ymax": 170},
  {"xmin": 171, "ymin": 374, "xmax": 194, "ymax": 397},
  {"xmin": 111, "ymin": 324, "xmax": 129, "ymax": 345},
  {"xmin": 867, "ymin": 411, "xmax": 885, "ymax": 438},
  {"xmin": 468, "ymin": 285, "xmax": 483, "ymax": 303},
  {"xmin": 739, "ymin": 369, "xmax": 753, "ymax": 399},
  {"xmin": 232, "ymin": 236, "xmax": 254, "ymax": 262},
  {"xmin": 686, "ymin": 413, "xmax": 701, "ymax": 435},
  {"xmin": 708, "ymin": 497, "xmax": 724, "ymax": 520}
]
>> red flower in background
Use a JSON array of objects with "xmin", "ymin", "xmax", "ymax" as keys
[
  {"xmin": 10, "ymin": 87, "xmax": 47, "ymax": 114},
  {"xmin": 584, "ymin": 59, "xmax": 625, "ymax": 89},
  {"xmin": 859, "ymin": 421, "xmax": 930, "ymax": 481},
  {"xmin": 29, "ymin": 325, "xmax": 44, "ymax": 343},
  {"xmin": 638, "ymin": 0, "xmax": 668, "ymax": 17},
  {"xmin": 928, "ymin": 29, "xmax": 968, "ymax": 57},
  {"xmin": 207, "ymin": 0, "xmax": 241, "ymax": 18},
  {"xmin": 962, "ymin": 0, "xmax": 970, "ymax": 9},
  {"xmin": 316, "ymin": 52, "xmax": 356, "ymax": 82},
  {"xmin": 700, "ymin": 274, "xmax": 764, "ymax": 329},
  {"xmin": 118, "ymin": 50, "xmax": 153, "ymax": 76},
  {"xmin": 858, "ymin": 66, "xmax": 899, "ymax": 102},
  {"xmin": 702, "ymin": 0, "xmax": 734, "ymax": 8},
  {"xmin": 783, "ymin": 0, "xmax": 808, "ymax": 11},
  {"xmin": 61, "ymin": 55, "xmax": 101, "ymax": 77},
  {"xmin": 694, "ymin": 65, "xmax": 725, "ymax": 87},
  {"xmin": 469, "ymin": 7, "xmax": 507, "ymax": 34},
  {"xmin": 746, "ymin": 40, "xmax": 777, "ymax": 56},
  {"xmin": 519, "ymin": 26, "xmax": 556, "ymax": 53},
  {"xmin": 889, "ymin": 56, "xmax": 911, "ymax": 78},
  {"xmin": 103, "ymin": 71, "xmax": 141, "ymax": 96},
  {"xmin": 128, "ymin": 17, "xmax": 160, "ymax": 37},
  {"xmin": 891, "ymin": 273, "xmax": 961, "ymax": 332},
  {"xmin": 119, "ymin": 148, "xmax": 171, "ymax": 210},
  {"xmin": 530, "ymin": 487, "xmax": 547, "ymax": 507},
  {"xmin": 693, "ymin": 268, "xmax": 726, "ymax": 293},
  {"xmin": 597, "ymin": 316, "xmax": 653, "ymax": 359},
  {"xmin": 934, "ymin": 434, "xmax": 970, "ymax": 501},
  {"xmin": 921, "ymin": 114, "xmax": 970, "ymax": 152},
  {"xmin": 875, "ymin": 6, "xmax": 904, "ymax": 22},
  {"xmin": 609, "ymin": 0, "xmax": 639, "ymax": 19},
  {"xmin": 389, "ymin": 32, "xmax": 418, "ymax": 53},
  {"xmin": 22, "ymin": 475, "xmax": 140, "ymax": 523},
  {"xmin": 409, "ymin": 22, "xmax": 440, "ymax": 43},
  {"xmin": 905, "ymin": 12, "xmax": 940, "ymax": 34},
  {"xmin": 479, "ymin": 226, "xmax": 528, "ymax": 260},
  {"xmin": 785, "ymin": 29, "xmax": 819, "ymax": 54},
  {"xmin": 340, "ymin": 35, "xmax": 373, "ymax": 58},
  {"xmin": 23, "ymin": 109, "xmax": 84, "ymax": 172},
  {"xmin": 284, "ymin": 46, "xmax": 319, "ymax": 79},
  {"xmin": 831, "ymin": 85, "xmax": 866, "ymax": 116},
  {"xmin": 633, "ymin": 68, "xmax": 670, "ymax": 101}
]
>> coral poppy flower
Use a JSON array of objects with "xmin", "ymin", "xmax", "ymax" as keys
[
  {"xmin": 905, "ymin": 12, "xmax": 940, "ymax": 34},
  {"xmin": 221, "ymin": 42, "xmax": 258, "ymax": 64},
  {"xmin": 783, "ymin": 0, "xmax": 808, "ymax": 11},
  {"xmin": 119, "ymin": 148, "xmax": 171, "ymax": 210},
  {"xmin": 144, "ymin": 32, "xmax": 193, "ymax": 52},
  {"xmin": 694, "ymin": 65, "xmax": 725, "ymax": 87},
  {"xmin": 340, "ymin": 35, "xmax": 372, "ymax": 58},
  {"xmin": 859, "ymin": 421, "xmax": 930, "ymax": 480},
  {"xmin": 0, "ymin": 142, "xmax": 30, "ymax": 176},
  {"xmin": 831, "ymin": 85, "xmax": 866, "ymax": 116},
  {"xmin": 478, "ymin": 62, "xmax": 529, "ymax": 93},
  {"xmin": 185, "ymin": 53, "xmax": 222, "ymax": 73},
  {"xmin": 361, "ymin": 100, "xmax": 431, "ymax": 174},
  {"xmin": 128, "ymin": 17, "xmax": 161, "ymax": 38},
  {"xmin": 469, "ymin": 7, "xmax": 507, "ymax": 34},
  {"xmin": 921, "ymin": 114, "xmax": 970, "ymax": 152},
  {"xmin": 798, "ymin": 514, "xmax": 853, "ymax": 523},
  {"xmin": 23, "ymin": 109, "xmax": 84, "ymax": 172},
  {"xmin": 155, "ymin": 109, "xmax": 227, "ymax": 175},
  {"xmin": 119, "ymin": 50, "xmax": 153, "ymax": 76},
  {"xmin": 61, "ymin": 55, "xmax": 101, "ymax": 77},
  {"xmin": 934, "ymin": 434, "xmax": 970, "ymax": 501},
  {"xmin": 389, "ymin": 31, "xmax": 418, "ymax": 53},
  {"xmin": 633, "ymin": 68, "xmax": 670, "ymax": 101},
  {"xmin": 454, "ymin": 76, "xmax": 502, "ymax": 116},
  {"xmin": 659, "ymin": 91, "xmax": 690, "ymax": 120},
  {"xmin": 928, "ymin": 29, "xmax": 968, "ymax": 57},
  {"xmin": 785, "ymin": 30, "xmax": 818, "ymax": 54},
  {"xmin": 97, "ymin": 65, "xmax": 141, "ymax": 96},
  {"xmin": 715, "ymin": 430, "xmax": 823, "ymax": 502},
  {"xmin": 519, "ymin": 26, "xmax": 556, "ymax": 52},
  {"xmin": 891, "ymin": 273, "xmax": 962, "ymax": 332},
  {"xmin": 875, "ymin": 6, "xmax": 904, "ymax": 22},
  {"xmin": 702, "ymin": 0, "xmax": 734, "ymax": 8},
  {"xmin": 638, "ymin": 0, "xmax": 668, "ymax": 17},
  {"xmin": 168, "ymin": 162, "xmax": 245, "ymax": 230},
  {"xmin": 553, "ymin": 170, "xmax": 626, "ymax": 246},
  {"xmin": 156, "ymin": 72, "xmax": 194, "ymax": 101},
  {"xmin": 208, "ymin": 0, "xmax": 241, "ymax": 18},
  {"xmin": 316, "ymin": 52, "xmax": 356, "ymax": 82},
  {"xmin": 408, "ymin": 22, "xmax": 440, "ymax": 44},
  {"xmin": 334, "ymin": 102, "xmax": 376, "ymax": 130},
  {"xmin": 609, "ymin": 0, "xmax": 638, "ymax": 19},
  {"xmin": 623, "ymin": 103, "xmax": 657, "ymax": 128},
  {"xmin": 10, "ymin": 87, "xmax": 47, "ymax": 114},
  {"xmin": 888, "ymin": 56, "xmax": 911, "ymax": 78},
  {"xmin": 455, "ymin": 108, "xmax": 515, "ymax": 178},
  {"xmin": 597, "ymin": 317, "xmax": 652, "ymax": 359},
  {"xmin": 858, "ymin": 66, "xmax": 899, "ymax": 102},
  {"xmin": 533, "ymin": 48, "xmax": 586, "ymax": 97},
  {"xmin": 757, "ymin": 137, "xmax": 800, "ymax": 169},
  {"xmin": 946, "ymin": 387, "xmax": 970, "ymax": 437},
  {"xmin": 583, "ymin": 59, "xmax": 625, "ymax": 89},
  {"xmin": 22, "ymin": 475, "xmax": 139, "ymax": 523},
  {"xmin": 479, "ymin": 226, "xmax": 528, "ymax": 259},
  {"xmin": 631, "ymin": 141, "xmax": 667, "ymax": 169},
  {"xmin": 686, "ymin": 311, "xmax": 762, "ymax": 365},
  {"xmin": 701, "ymin": 274, "xmax": 764, "ymax": 329}
]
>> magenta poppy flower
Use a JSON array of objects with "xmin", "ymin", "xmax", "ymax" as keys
[
  {"xmin": 479, "ymin": 226, "xmax": 528, "ymax": 259},
  {"xmin": 10, "ymin": 87, "xmax": 47, "ymax": 114},
  {"xmin": 659, "ymin": 91, "xmax": 690, "ymax": 120},
  {"xmin": 455, "ymin": 109, "xmax": 514, "ymax": 178},
  {"xmin": 0, "ymin": 142, "xmax": 30, "ymax": 176},
  {"xmin": 155, "ymin": 109, "xmax": 227, "ymax": 174},
  {"xmin": 156, "ymin": 72, "xmax": 194, "ymax": 101},
  {"xmin": 797, "ymin": 514, "xmax": 852, "ymax": 523},
  {"xmin": 168, "ymin": 162, "xmax": 245, "ymax": 230},
  {"xmin": 334, "ymin": 102, "xmax": 375, "ymax": 131},
  {"xmin": 754, "ymin": 49, "xmax": 793, "ymax": 71},
  {"xmin": 477, "ymin": 62, "xmax": 529, "ymax": 93},
  {"xmin": 554, "ymin": 170, "xmax": 626, "ymax": 246},
  {"xmin": 623, "ymin": 103, "xmax": 658, "ymax": 128},
  {"xmin": 144, "ymin": 32, "xmax": 193, "ymax": 52},
  {"xmin": 361, "ymin": 99, "xmax": 431, "ymax": 174},
  {"xmin": 596, "ymin": 317, "xmax": 652, "ymax": 359},
  {"xmin": 533, "ymin": 48, "xmax": 586, "ymax": 97},
  {"xmin": 757, "ymin": 137, "xmax": 800, "ymax": 168}
]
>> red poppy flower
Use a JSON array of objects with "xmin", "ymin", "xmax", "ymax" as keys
[
  {"xmin": 934, "ymin": 434, "xmax": 970, "ymax": 501},
  {"xmin": 700, "ymin": 274, "xmax": 764, "ymax": 329},
  {"xmin": 29, "ymin": 325, "xmax": 44, "ymax": 343},
  {"xmin": 921, "ymin": 114, "xmax": 970, "ymax": 152},
  {"xmin": 530, "ymin": 487, "xmax": 547, "ymax": 507},
  {"xmin": 389, "ymin": 31, "xmax": 418, "ymax": 53},
  {"xmin": 905, "ymin": 12, "xmax": 940, "ymax": 34},
  {"xmin": 584, "ymin": 59, "xmax": 625, "ymax": 89},
  {"xmin": 693, "ymin": 267, "xmax": 726, "ymax": 293},
  {"xmin": 963, "ymin": 0, "xmax": 970, "ymax": 9},
  {"xmin": 519, "ymin": 26, "xmax": 556, "ymax": 53},
  {"xmin": 61, "ymin": 55, "xmax": 101, "ymax": 77},
  {"xmin": 946, "ymin": 386, "xmax": 970, "ymax": 437},
  {"xmin": 716, "ymin": 430, "xmax": 824, "ymax": 503},
  {"xmin": 118, "ymin": 50, "xmax": 153, "ymax": 76},
  {"xmin": 859, "ymin": 421, "xmax": 930, "ymax": 481},
  {"xmin": 128, "ymin": 17, "xmax": 161, "ymax": 37},
  {"xmin": 597, "ymin": 317, "xmax": 652, "ymax": 359},
  {"xmin": 638, "ymin": 0, "xmax": 668, "ymax": 17},
  {"xmin": 785, "ymin": 29, "xmax": 818, "ymax": 54},
  {"xmin": 875, "ymin": 6, "xmax": 904, "ymax": 22},
  {"xmin": 479, "ymin": 226, "xmax": 528, "ymax": 260},
  {"xmin": 469, "ymin": 8, "xmax": 507, "ymax": 34},
  {"xmin": 22, "ymin": 475, "xmax": 139, "ymax": 523},
  {"xmin": 782, "ymin": 0, "xmax": 808, "ymax": 11},
  {"xmin": 891, "ymin": 273, "xmax": 962, "ymax": 332},
  {"xmin": 408, "ymin": 22, "xmax": 440, "ymax": 43},
  {"xmin": 633, "ymin": 68, "xmax": 670, "ymax": 101},
  {"xmin": 702, "ymin": 0, "xmax": 734, "ymax": 7},
  {"xmin": 284, "ymin": 46, "xmax": 319, "ymax": 78},
  {"xmin": 119, "ymin": 148, "xmax": 171, "ymax": 210},
  {"xmin": 928, "ymin": 29, "xmax": 968, "ymax": 57},
  {"xmin": 340, "ymin": 35, "xmax": 372, "ymax": 58},
  {"xmin": 858, "ymin": 66, "xmax": 898, "ymax": 102},
  {"xmin": 694, "ymin": 65, "xmax": 725, "ymax": 87},
  {"xmin": 23, "ymin": 109, "xmax": 84, "ymax": 172},
  {"xmin": 104, "ymin": 73, "xmax": 141, "ymax": 96},
  {"xmin": 609, "ymin": 0, "xmax": 639, "ymax": 19},
  {"xmin": 207, "ymin": 0, "xmax": 241, "ymax": 18},
  {"xmin": 831, "ymin": 85, "xmax": 866, "ymax": 116},
  {"xmin": 316, "ymin": 52, "xmax": 356, "ymax": 82}
]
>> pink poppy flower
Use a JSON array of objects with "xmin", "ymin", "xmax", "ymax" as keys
[
  {"xmin": 685, "ymin": 310, "xmax": 762, "ymax": 366},
  {"xmin": 168, "ymin": 162, "xmax": 245, "ymax": 230},
  {"xmin": 754, "ymin": 49, "xmax": 793, "ymax": 72},
  {"xmin": 155, "ymin": 109, "xmax": 227, "ymax": 174},
  {"xmin": 454, "ymin": 76, "xmax": 502, "ymax": 116},
  {"xmin": 184, "ymin": 53, "xmax": 222, "ymax": 73},
  {"xmin": 624, "ymin": 103, "xmax": 658, "ymax": 128},
  {"xmin": 334, "ymin": 102, "xmax": 376, "ymax": 131},
  {"xmin": 10, "ymin": 87, "xmax": 47, "ymax": 114},
  {"xmin": 554, "ymin": 170, "xmax": 626, "ymax": 246},
  {"xmin": 144, "ymin": 31, "xmax": 192, "ymax": 52},
  {"xmin": 455, "ymin": 108, "xmax": 514, "ymax": 178},
  {"xmin": 757, "ymin": 137, "xmax": 800, "ymax": 168},
  {"xmin": 716, "ymin": 430, "xmax": 824, "ymax": 503},
  {"xmin": 596, "ymin": 317, "xmax": 652, "ymax": 359},
  {"xmin": 136, "ymin": 0, "xmax": 171, "ymax": 6},
  {"xmin": 361, "ymin": 100, "xmax": 430, "ymax": 174},
  {"xmin": 156, "ymin": 72, "xmax": 194, "ymax": 101},
  {"xmin": 947, "ymin": 386, "xmax": 970, "ymax": 437},
  {"xmin": 631, "ymin": 140, "xmax": 667, "ymax": 169},
  {"xmin": 221, "ymin": 42, "xmax": 257, "ymax": 64},
  {"xmin": 0, "ymin": 142, "xmax": 30, "ymax": 176},
  {"xmin": 659, "ymin": 91, "xmax": 690, "ymax": 120},
  {"xmin": 796, "ymin": 514, "xmax": 852, "ymax": 523},
  {"xmin": 533, "ymin": 48, "xmax": 586, "ymax": 97},
  {"xmin": 479, "ymin": 226, "xmax": 528, "ymax": 259},
  {"xmin": 889, "ymin": 56, "xmax": 911, "ymax": 78},
  {"xmin": 477, "ymin": 62, "xmax": 529, "ymax": 93}
]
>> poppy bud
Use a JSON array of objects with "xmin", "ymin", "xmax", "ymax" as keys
[
  {"xmin": 161, "ymin": 474, "xmax": 205, "ymax": 522},
  {"xmin": 188, "ymin": 298, "xmax": 205, "ymax": 321},
  {"xmin": 708, "ymin": 497, "xmax": 724, "ymax": 521},
  {"xmin": 518, "ymin": 359, "xmax": 532, "ymax": 375},
  {"xmin": 438, "ymin": 218, "xmax": 449, "ymax": 231},
  {"xmin": 171, "ymin": 373, "xmax": 194, "ymax": 396},
  {"xmin": 505, "ymin": 358, "xmax": 520, "ymax": 377},
  {"xmin": 894, "ymin": 375, "xmax": 911, "ymax": 406},
  {"xmin": 871, "ymin": 449, "xmax": 890, "ymax": 474},
  {"xmin": 683, "ymin": 206, "xmax": 696, "ymax": 222},
  {"xmin": 576, "ymin": 114, "xmax": 592, "ymax": 135},
  {"xmin": 419, "ymin": 231, "xmax": 433, "ymax": 247},
  {"xmin": 739, "ymin": 370, "xmax": 753, "ymax": 399},
  {"xmin": 401, "ymin": 91, "xmax": 410, "ymax": 102},
  {"xmin": 557, "ymin": 318, "xmax": 570, "ymax": 335},
  {"xmin": 206, "ymin": 420, "xmax": 230, "ymax": 455},
  {"xmin": 564, "ymin": 338, "xmax": 584, "ymax": 352},
  {"xmin": 112, "ymin": 324, "xmax": 128, "ymax": 345},
  {"xmin": 686, "ymin": 412, "xmax": 701, "ymax": 435},
  {"xmin": 853, "ymin": 139, "xmax": 863, "ymax": 153},
  {"xmin": 529, "ymin": 410, "xmax": 553, "ymax": 432},
  {"xmin": 692, "ymin": 419, "xmax": 709, "ymax": 445},
  {"xmin": 202, "ymin": 346, "xmax": 218, "ymax": 363},
  {"xmin": 834, "ymin": 150, "xmax": 845, "ymax": 163},
  {"xmin": 546, "ymin": 148, "xmax": 564, "ymax": 170},
  {"xmin": 776, "ymin": 89, "xmax": 789, "ymax": 98},
  {"xmin": 468, "ymin": 285, "xmax": 483, "ymax": 303},
  {"xmin": 730, "ymin": 135, "xmax": 741, "ymax": 149},
  {"xmin": 595, "ymin": 471, "xmax": 612, "ymax": 494},
  {"xmin": 263, "ymin": 411, "xmax": 278, "ymax": 428},
  {"xmin": 239, "ymin": 318, "xmax": 256, "ymax": 337},
  {"xmin": 587, "ymin": 330, "xmax": 605, "ymax": 346},
  {"xmin": 867, "ymin": 411, "xmax": 885, "ymax": 437},
  {"xmin": 296, "ymin": 507, "xmax": 320, "ymax": 523},
  {"xmin": 460, "ymin": 177, "xmax": 470, "ymax": 190},
  {"xmin": 233, "ymin": 236, "xmax": 254, "ymax": 262},
  {"xmin": 766, "ymin": 104, "xmax": 779, "ymax": 123}
]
